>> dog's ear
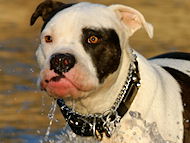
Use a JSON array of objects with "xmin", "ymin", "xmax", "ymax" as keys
[
  {"xmin": 109, "ymin": 5, "xmax": 153, "ymax": 38},
  {"xmin": 30, "ymin": 0, "xmax": 66, "ymax": 26}
]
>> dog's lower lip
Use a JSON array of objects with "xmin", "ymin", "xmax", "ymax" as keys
[{"xmin": 50, "ymin": 75, "xmax": 65, "ymax": 82}]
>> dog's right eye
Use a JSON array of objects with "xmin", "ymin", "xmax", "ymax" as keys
[{"xmin": 44, "ymin": 35, "xmax": 53, "ymax": 43}]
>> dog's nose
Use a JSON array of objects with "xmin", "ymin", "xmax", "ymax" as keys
[{"xmin": 50, "ymin": 53, "xmax": 76, "ymax": 75}]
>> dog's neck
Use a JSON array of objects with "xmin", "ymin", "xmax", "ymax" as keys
[{"xmin": 64, "ymin": 46, "xmax": 132, "ymax": 114}]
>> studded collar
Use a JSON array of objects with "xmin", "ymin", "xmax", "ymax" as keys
[{"xmin": 57, "ymin": 54, "xmax": 141, "ymax": 140}]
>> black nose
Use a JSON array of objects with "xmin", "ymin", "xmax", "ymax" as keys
[{"xmin": 50, "ymin": 53, "xmax": 76, "ymax": 75}]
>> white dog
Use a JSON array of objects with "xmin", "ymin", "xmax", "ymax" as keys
[{"xmin": 31, "ymin": 1, "xmax": 190, "ymax": 143}]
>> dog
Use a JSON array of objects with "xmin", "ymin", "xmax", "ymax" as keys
[{"xmin": 30, "ymin": 0, "xmax": 190, "ymax": 143}]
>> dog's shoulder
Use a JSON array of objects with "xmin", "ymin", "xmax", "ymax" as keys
[
  {"xmin": 149, "ymin": 52, "xmax": 190, "ymax": 143},
  {"xmin": 149, "ymin": 52, "xmax": 190, "ymax": 61},
  {"xmin": 149, "ymin": 52, "xmax": 190, "ymax": 77}
]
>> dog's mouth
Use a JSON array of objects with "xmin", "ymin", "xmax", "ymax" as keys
[
  {"xmin": 40, "ymin": 70, "xmax": 86, "ymax": 98},
  {"xmin": 40, "ymin": 64, "xmax": 99, "ymax": 99},
  {"xmin": 46, "ymin": 75, "xmax": 66, "ymax": 83}
]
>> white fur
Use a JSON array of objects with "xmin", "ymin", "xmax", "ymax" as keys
[
  {"xmin": 36, "ymin": 2, "xmax": 187, "ymax": 143},
  {"xmin": 150, "ymin": 58, "xmax": 190, "ymax": 76},
  {"xmin": 108, "ymin": 4, "xmax": 154, "ymax": 38}
]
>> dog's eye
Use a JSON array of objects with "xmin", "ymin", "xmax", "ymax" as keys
[
  {"xmin": 44, "ymin": 35, "xmax": 53, "ymax": 43},
  {"xmin": 87, "ymin": 36, "xmax": 101, "ymax": 44}
]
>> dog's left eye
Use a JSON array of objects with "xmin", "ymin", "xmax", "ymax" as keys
[
  {"xmin": 44, "ymin": 35, "xmax": 53, "ymax": 43},
  {"xmin": 87, "ymin": 35, "xmax": 101, "ymax": 44}
]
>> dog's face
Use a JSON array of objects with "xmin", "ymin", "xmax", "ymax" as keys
[{"xmin": 31, "ymin": 1, "xmax": 153, "ymax": 99}]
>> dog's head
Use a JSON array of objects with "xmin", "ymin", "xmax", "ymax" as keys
[{"xmin": 31, "ymin": 0, "xmax": 153, "ymax": 99}]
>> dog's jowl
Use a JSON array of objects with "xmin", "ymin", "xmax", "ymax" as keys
[{"xmin": 31, "ymin": 0, "xmax": 190, "ymax": 143}]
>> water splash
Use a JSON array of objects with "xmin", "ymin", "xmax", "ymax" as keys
[
  {"xmin": 30, "ymin": 68, "xmax": 34, "ymax": 73},
  {"xmin": 129, "ymin": 111, "xmax": 175, "ymax": 143},
  {"xmin": 53, "ymin": 126, "xmax": 99, "ymax": 143},
  {"xmin": 39, "ymin": 98, "xmax": 100, "ymax": 143},
  {"xmin": 41, "ymin": 98, "xmax": 100, "ymax": 143},
  {"xmin": 41, "ymin": 95, "xmax": 46, "ymax": 116},
  {"xmin": 38, "ymin": 106, "xmax": 176, "ymax": 143},
  {"xmin": 47, "ymin": 111, "xmax": 173, "ymax": 143},
  {"xmin": 40, "ymin": 99, "xmax": 57, "ymax": 143}
]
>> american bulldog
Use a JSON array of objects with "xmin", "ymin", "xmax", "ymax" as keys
[{"xmin": 30, "ymin": 1, "xmax": 190, "ymax": 142}]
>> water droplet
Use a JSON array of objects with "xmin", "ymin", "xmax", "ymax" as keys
[
  {"xmin": 53, "ymin": 126, "xmax": 99, "ymax": 143},
  {"xmin": 7, "ymin": 90, "xmax": 12, "ymax": 93},
  {"xmin": 55, "ymin": 119, "xmax": 59, "ymax": 122},
  {"xmin": 129, "ymin": 111, "xmax": 175, "ymax": 143},
  {"xmin": 43, "ymin": 99, "xmax": 57, "ymax": 142},
  {"xmin": 129, "ymin": 111, "xmax": 141, "ymax": 119},
  {"xmin": 37, "ymin": 130, "xmax": 41, "ymax": 134},
  {"xmin": 176, "ymin": 135, "xmax": 180, "ymax": 139},
  {"xmin": 30, "ymin": 68, "xmax": 34, "ymax": 73},
  {"xmin": 34, "ymin": 90, "xmax": 38, "ymax": 94},
  {"xmin": 133, "ymin": 131, "xmax": 136, "ymax": 135}
]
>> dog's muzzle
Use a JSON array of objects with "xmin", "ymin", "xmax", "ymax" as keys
[{"xmin": 50, "ymin": 53, "xmax": 76, "ymax": 75}]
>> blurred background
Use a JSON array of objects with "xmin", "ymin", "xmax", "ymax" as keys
[{"xmin": 0, "ymin": 0, "xmax": 190, "ymax": 142}]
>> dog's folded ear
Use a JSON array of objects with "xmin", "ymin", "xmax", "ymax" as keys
[
  {"xmin": 30, "ymin": 0, "xmax": 73, "ymax": 26},
  {"xmin": 30, "ymin": 0, "xmax": 64, "ymax": 26},
  {"xmin": 109, "ymin": 5, "xmax": 153, "ymax": 38}
]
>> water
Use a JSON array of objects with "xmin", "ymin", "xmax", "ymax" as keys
[
  {"xmin": 0, "ymin": 127, "xmax": 41, "ymax": 143},
  {"xmin": 42, "ymin": 100, "xmax": 57, "ymax": 143},
  {"xmin": 0, "ymin": 0, "xmax": 190, "ymax": 142},
  {"xmin": 129, "ymin": 111, "xmax": 174, "ymax": 143},
  {"xmin": 40, "ymin": 111, "xmax": 175, "ymax": 143},
  {"xmin": 0, "ymin": 37, "xmax": 65, "ymax": 143},
  {"xmin": 38, "ymin": 100, "xmax": 99, "ymax": 143}
]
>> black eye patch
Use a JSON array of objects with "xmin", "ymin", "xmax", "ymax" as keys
[
  {"xmin": 82, "ymin": 29, "xmax": 103, "ymax": 45},
  {"xmin": 81, "ymin": 28, "xmax": 121, "ymax": 83}
]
